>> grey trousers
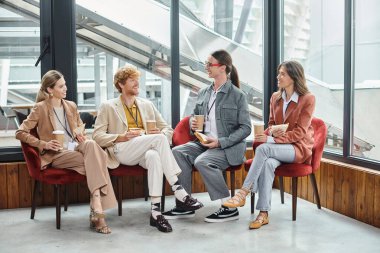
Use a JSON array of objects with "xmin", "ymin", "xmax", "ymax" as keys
[
  {"xmin": 242, "ymin": 143, "xmax": 295, "ymax": 211},
  {"xmin": 172, "ymin": 141, "xmax": 231, "ymax": 201}
]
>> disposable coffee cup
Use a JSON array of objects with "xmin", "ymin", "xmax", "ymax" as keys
[
  {"xmin": 129, "ymin": 128, "xmax": 143, "ymax": 135},
  {"xmin": 253, "ymin": 121, "xmax": 265, "ymax": 135},
  {"xmin": 194, "ymin": 115, "xmax": 204, "ymax": 132},
  {"xmin": 146, "ymin": 120, "xmax": 157, "ymax": 133},
  {"xmin": 52, "ymin": 130, "xmax": 65, "ymax": 148}
]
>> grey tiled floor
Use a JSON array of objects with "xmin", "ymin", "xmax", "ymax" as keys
[{"xmin": 1, "ymin": 189, "xmax": 379, "ymax": 253}]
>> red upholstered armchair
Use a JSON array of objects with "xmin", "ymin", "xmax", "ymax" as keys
[
  {"xmin": 245, "ymin": 117, "xmax": 327, "ymax": 220},
  {"xmin": 20, "ymin": 128, "xmax": 86, "ymax": 229},
  {"xmin": 108, "ymin": 165, "xmax": 153, "ymax": 216},
  {"xmin": 169, "ymin": 116, "xmax": 242, "ymax": 196}
]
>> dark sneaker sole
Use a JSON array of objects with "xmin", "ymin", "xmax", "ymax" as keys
[{"xmin": 204, "ymin": 215, "xmax": 239, "ymax": 223}]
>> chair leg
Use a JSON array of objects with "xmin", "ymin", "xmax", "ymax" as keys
[
  {"xmin": 279, "ymin": 176, "xmax": 284, "ymax": 204},
  {"xmin": 31, "ymin": 180, "xmax": 39, "ymax": 219},
  {"xmin": 292, "ymin": 177, "xmax": 298, "ymax": 221},
  {"xmin": 117, "ymin": 177, "xmax": 123, "ymax": 216},
  {"xmin": 310, "ymin": 173, "xmax": 321, "ymax": 209},
  {"xmin": 230, "ymin": 171, "xmax": 235, "ymax": 197},
  {"xmin": 143, "ymin": 174, "xmax": 148, "ymax": 201},
  {"xmin": 161, "ymin": 175, "xmax": 166, "ymax": 212},
  {"xmin": 64, "ymin": 185, "xmax": 69, "ymax": 211},
  {"xmin": 251, "ymin": 192, "xmax": 255, "ymax": 214},
  {"xmin": 55, "ymin": 184, "xmax": 61, "ymax": 229}
]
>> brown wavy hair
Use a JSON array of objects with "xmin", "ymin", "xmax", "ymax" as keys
[
  {"xmin": 276, "ymin": 60, "xmax": 309, "ymax": 101},
  {"xmin": 35, "ymin": 70, "xmax": 64, "ymax": 103},
  {"xmin": 113, "ymin": 65, "xmax": 140, "ymax": 93}
]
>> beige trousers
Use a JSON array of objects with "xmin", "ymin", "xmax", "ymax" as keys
[
  {"xmin": 114, "ymin": 134, "xmax": 181, "ymax": 196},
  {"xmin": 50, "ymin": 140, "xmax": 117, "ymax": 210}
]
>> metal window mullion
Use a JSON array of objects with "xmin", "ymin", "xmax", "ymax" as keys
[
  {"xmin": 263, "ymin": 0, "xmax": 281, "ymax": 127},
  {"xmin": 343, "ymin": 0, "xmax": 354, "ymax": 158},
  {"xmin": 170, "ymin": 0, "xmax": 180, "ymax": 126}
]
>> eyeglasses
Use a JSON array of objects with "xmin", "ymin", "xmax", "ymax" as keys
[{"xmin": 205, "ymin": 61, "xmax": 222, "ymax": 68}]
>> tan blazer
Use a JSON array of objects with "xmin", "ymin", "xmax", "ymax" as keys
[
  {"xmin": 15, "ymin": 99, "xmax": 84, "ymax": 168},
  {"xmin": 92, "ymin": 96, "xmax": 173, "ymax": 169},
  {"xmin": 267, "ymin": 92, "xmax": 315, "ymax": 164}
]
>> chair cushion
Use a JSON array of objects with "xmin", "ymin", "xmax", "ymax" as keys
[
  {"xmin": 245, "ymin": 159, "xmax": 312, "ymax": 177},
  {"xmin": 244, "ymin": 159, "xmax": 253, "ymax": 171},
  {"xmin": 108, "ymin": 164, "xmax": 146, "ymax": 177},
  {"xmin": 274, "ymin": 163, "xmax": 312, "ymax": 177},
  {"xmin": 39, "ymin": 168, "xmax": 86, "ymax": 184}
]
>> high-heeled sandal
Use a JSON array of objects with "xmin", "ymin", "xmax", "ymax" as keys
[
  {"xmin": 223, "ymin": 189, "xmax": 248, "ymax": 208},
  {"xmin": 89, "ymin": 211, "xmax": 111, "ymax": 234}
]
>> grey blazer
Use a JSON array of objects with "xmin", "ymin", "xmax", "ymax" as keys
[{"xmin": 191, "ymin": 80, "xmax": 252, "ymax": 165}]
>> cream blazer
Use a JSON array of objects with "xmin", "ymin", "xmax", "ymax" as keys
[{"xmin": 92, "ymin": 96, "xmax": 173, "ymax": 168}]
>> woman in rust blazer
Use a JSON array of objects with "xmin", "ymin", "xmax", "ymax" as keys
[
  {"xmin": 16, "ymin": 70, "xmax": 116, "ymax": 234},
  {"xmin": 223, "ymin": 61, "xmax": 315, "ymax": 229}
]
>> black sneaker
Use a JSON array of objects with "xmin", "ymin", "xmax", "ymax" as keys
[
  {"xmin": 162, "ymin": 206, "xmax": 196, "ymax": 220},
  {"xmin": 175, "ymin": 195, "xmax": 204, "ymax": 211},
  {"xmin": 204, "ymin": 206, "xmax": 239, "ymax": 223}
]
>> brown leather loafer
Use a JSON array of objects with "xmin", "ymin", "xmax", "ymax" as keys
[
  {"xmin": 176, "ymin": 195, "xmax": 204, "ymax": 211},
  {"xmin": 150, "ymin": 214, "xmax": 173, "ymax": 233}
]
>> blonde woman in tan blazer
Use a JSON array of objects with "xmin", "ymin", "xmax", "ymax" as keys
[
  {"xmin": 16, "ymin": 70, "xmax": 117, "ymax": 234},
  {"xmin": 223, "ymin": 61, "xmax": 315, "ymax": 229}
]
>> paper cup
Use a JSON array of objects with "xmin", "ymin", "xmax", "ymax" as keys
[
  {"xmin": 52, "ymin": 130, "xmax": 65, "ymax": 148},
  {"xmin": 253, "ymin": 121, "xmax": 265, "ymax": 135},
  {"xmin": 194, "ymin": 115, "xmax": 204, "ymax": 132},
  {"xmin": 146, "ymin": 120, "xmax": 157, "ymax": 133}
]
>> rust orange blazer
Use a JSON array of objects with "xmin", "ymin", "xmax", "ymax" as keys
[{"xmin": 266, "ymin": 91, "xmax": 315, "ymax": 164}]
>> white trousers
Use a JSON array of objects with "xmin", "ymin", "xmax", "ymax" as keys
[{"xmin": 114, "ymin": 134, "xmax": 181, "ymax": 196}]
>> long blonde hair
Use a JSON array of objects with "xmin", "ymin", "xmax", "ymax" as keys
[
  {"xmin": 35, "ymin": 70, "xmax": 64, "ymax": 103},
  {"xmin": 276, "ymin": 61, "xmax": 309, "ymax": 101}
]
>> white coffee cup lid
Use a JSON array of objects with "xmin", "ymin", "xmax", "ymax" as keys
[{"xmin": 52, "ymin": 130, "xmax": 65, "ymax": 134}]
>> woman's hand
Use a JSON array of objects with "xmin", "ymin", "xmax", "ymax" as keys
[
  {"xmin": 75, "ymin": 133, "xmax": 87, "ymax": 143},
  {"xmin": 271, "ymin": 128, "xmax": 286, "ymax": 137},
  {"xmin": 147, "ymin": 128, "xmax": 161, "ymax": 135},
  {"xmin": 254, "ymin": 134, "xmax": 268, "ymax": 143},
  {"xmin": 44, "ymin": 140, "xmax": 62, "ymax": 151},
  {"xmin": 202, "ymin": 136, "xmax": 220, "ymax": 149}
]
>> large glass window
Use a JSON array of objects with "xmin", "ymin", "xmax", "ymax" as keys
[
  {"xmin": 353, "ymin": 0, "xmax": 380, "ymax": 161},
  {"xmin": 75, "ymin": 0, "xmax": 172, "ymax": 127},
  {"xmin": 0, "ymin": 5, "xmax": 40, "ymax": 148},
  {"xmin": 282, "ymin": 0, "xmax": 345, "ymax": 154},
  {"xmin": 179, "ymin": 0, "xmax": 264, "ymax": 141}
]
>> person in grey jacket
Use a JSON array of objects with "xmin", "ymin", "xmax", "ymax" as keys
[{"xmin": 163, "ymin": 49, "xmax": 251, "ymax": 222}]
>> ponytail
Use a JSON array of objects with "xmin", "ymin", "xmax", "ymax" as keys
[
  {"xmin": 230, "ymin": 64, "xmax": 240, "ymax": 88},
  {"xmin": 35, "ymin": 89, "xmax": 49, "ymax": 103},
  {"xmin": 36, "ymin": 70, "xmax": 63, "ymax": 103}
]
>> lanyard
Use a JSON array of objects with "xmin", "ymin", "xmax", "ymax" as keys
[
  {"xmin": 206, "ymin": 91, "xmax": 217, "ymax": 119},
  {"xmin": 53, "ymin": 107, "xmax": 73, "ymax": 140},
  {"xmin": 124, "ymin": 102, "xmax": 140, "ymax": 128}
]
